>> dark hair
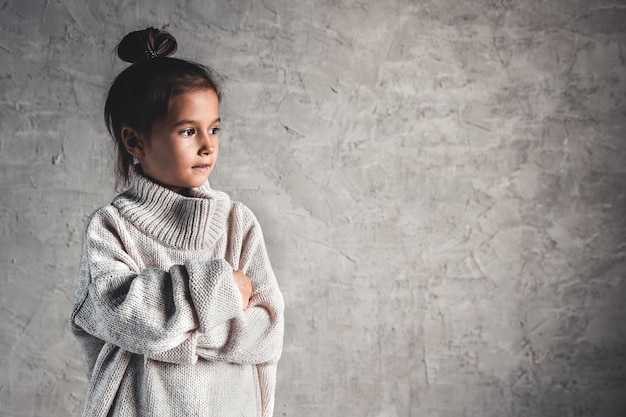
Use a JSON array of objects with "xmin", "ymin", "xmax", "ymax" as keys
[{"xmin": 104, "ymin": 27, "xmax": 222, "ymax": 188}]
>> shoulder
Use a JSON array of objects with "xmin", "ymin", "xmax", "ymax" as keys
[
  {"xmin": 226, "ymin": 199, "xmax": 265, "ymax": 235},
  {"xmin": 230, "ymin": 199, "xmax": 260, "ymax": 221},
  {"xmin": 230, "ymin": 199, "xmax": 256, "ymax": 218},
  {"xmin": 85, "ymin": 203, "xmax": 122, "ymax": 227},
  {"xmin": 83, "ymin": 204, "xmax": 126, "ymax": 242}
]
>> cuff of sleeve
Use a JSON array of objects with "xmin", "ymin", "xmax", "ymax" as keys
[{"xmin": 187, "ymin": 259, "xmax": 242, "ymax": 333}]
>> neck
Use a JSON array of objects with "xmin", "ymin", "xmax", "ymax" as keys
[{"xmin": 111, "ymin": 167, "xmax": 231, "ymax": 250}]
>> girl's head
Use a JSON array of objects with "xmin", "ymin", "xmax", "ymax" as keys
[{"xmin": 105, "ymin": 27, "xmax": 222, "ymax": 191}]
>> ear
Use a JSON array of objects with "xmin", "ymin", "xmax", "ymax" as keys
[{"xmin": 121, "ymin": 127, "xmax": 145, "ymax": 159}]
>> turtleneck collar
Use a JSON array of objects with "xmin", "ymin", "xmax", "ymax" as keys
[{"xmin": 112, "ymin": 166, "xmax": 231, "ymax": 250}]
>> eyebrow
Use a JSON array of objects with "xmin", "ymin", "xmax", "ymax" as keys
[{"xmin": 172, "ymin": 117, "xmax": 221, "ymax": 127}]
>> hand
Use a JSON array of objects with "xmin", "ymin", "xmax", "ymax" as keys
[{"xmin": 232, "ymin": 270, "xmax": 252, "ymax": 310}]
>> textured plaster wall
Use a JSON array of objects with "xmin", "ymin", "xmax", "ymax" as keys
[{"xmin": 1, "ymin": 1, "xmax": 625, "ymax": 416}]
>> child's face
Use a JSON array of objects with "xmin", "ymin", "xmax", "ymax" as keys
[{"xmin": 136, "ymin": 89, "xmax": 220, "ymax": 193}]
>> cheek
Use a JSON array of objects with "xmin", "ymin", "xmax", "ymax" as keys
[{"xmin": 168, "ymin": 143, "xmax": 194, "ymax": 161}]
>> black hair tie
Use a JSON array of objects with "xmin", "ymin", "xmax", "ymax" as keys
[{"xmin": 143, "ymin": 49, "xmax": 158, "ymax": 59}]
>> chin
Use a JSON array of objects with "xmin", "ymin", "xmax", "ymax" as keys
[{"xmin": 191, "ymin": 178, "xmax": 210, "ymax": 188}]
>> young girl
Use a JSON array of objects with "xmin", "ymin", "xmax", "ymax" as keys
[{"xmin": 70, "ymin": 27, "xmax": 284, "ymax": 417}]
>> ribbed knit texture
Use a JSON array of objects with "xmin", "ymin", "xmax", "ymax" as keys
[{"xmin": 70, "ymin": 167, "xmax": 284, "ymax": 417}]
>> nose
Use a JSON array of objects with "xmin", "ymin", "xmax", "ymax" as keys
[{"xmin": 198, "ymin": 133, "xmax": 216, "ymax": 155}]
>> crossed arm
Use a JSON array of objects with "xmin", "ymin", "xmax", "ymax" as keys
[{"xmin": 70, "ymin": 206, "xmax": 284, "ymax": 366}]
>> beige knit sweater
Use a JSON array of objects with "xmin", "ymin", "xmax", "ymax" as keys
[{"xmin": 70, "ymin": 169, "xmax": 284, "ymax": 417}]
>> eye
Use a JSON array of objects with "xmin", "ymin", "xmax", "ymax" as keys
[
  {"xmin": 180, "ymin": 128, "xmax": 196, "ymax": 137},
  {"xmin": 209, "ymin": 127, "xmax": 221, "ymax": 135}
]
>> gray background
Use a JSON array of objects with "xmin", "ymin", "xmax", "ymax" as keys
[{"xmin": 1, "ymin": 1, "xmax": 625, "ymax": 416}]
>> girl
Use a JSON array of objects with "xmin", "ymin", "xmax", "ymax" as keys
[{"xmin": 70, "ymin": 27, "xmax": 284, "ymax": 417}]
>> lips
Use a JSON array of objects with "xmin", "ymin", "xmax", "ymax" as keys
[{"xmin": 192, "ymin": 163, "xmax": 211, "ymax": 172}]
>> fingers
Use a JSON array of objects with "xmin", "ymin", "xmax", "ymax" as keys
[{"xmin": 233, "ymin": 270, "xmax": 252, "ymax": 310}]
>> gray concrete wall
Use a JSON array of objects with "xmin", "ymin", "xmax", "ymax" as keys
[{"xmin": 1, "ymin": 1, "xmax": 625, "ymax": 416}]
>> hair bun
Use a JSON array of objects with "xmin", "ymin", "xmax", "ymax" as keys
[{"xmin": 116, "ymin": 27, "xmax": 178, "ymax": 64}]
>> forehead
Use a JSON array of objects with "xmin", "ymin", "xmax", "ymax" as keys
[{"xmin": 166, "ymin": 89, "xmax": 220, "ymax": 121}]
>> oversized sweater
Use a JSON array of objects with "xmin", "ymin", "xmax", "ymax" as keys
[{"xmin": 70, "ymin": 169, "xmax": 284, "ymax": 417}]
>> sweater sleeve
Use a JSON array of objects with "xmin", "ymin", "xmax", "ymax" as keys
[
  {"xmin": 195, "ymin": 204, "xmax": 285, "ymax": 365},
  {"xmin": 70, "ymin": 210, "xmax": 241, "ymax": 363}
]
